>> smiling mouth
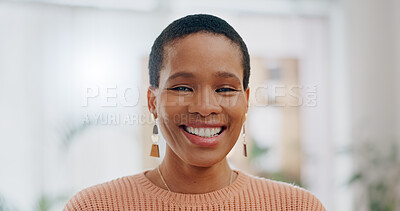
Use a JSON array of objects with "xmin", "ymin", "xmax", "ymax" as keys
[{"xmin": 181, "ymin": 126, "xmax": 225, "ymax": 138}]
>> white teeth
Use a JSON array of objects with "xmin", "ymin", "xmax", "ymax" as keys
[
  {"xmin": 199, "ymin": 128, "xmax": 205, "ymax": 136},
  {"xmin": 184, "ymin": 126, "xmax": 222, "ymax": 137},
  {"xmin": 205, "ymin": 128, "xmax": 211, "ymax": 137}
]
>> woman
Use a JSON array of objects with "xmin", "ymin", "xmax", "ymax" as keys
[{"xmin": 64, "ymin": 14, "xmax": 326, "ymax": 210}]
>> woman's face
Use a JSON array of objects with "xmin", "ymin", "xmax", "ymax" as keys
[{"xmin": 148, "ymin": 32, "xmax": 249, "ymax": 167}]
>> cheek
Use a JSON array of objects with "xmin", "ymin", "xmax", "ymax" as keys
[
  {"xmin": 217, "ymin": 94, "xmax": 246, "ymax": 109},
  {"xmin": 219, "ymin": 94, "xmax": 247, "ymax": 112},
  {"xmin": 222, "ymin": 97, "xmax": 247, "ymax": 129},
  {"xmin": 157, "ymin": 94, "xmax": 187, "ymax": 125}
]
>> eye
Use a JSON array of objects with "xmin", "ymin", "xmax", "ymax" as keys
[
  {"xmin": 216, "ymin": 87, "xmax": 237, "ymax": 93},
  {"xmin": 168, "ymin": 86, "xmax": 193, "ymax": 92}
]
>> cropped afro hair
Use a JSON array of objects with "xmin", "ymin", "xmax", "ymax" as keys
[{"xmin": 148, "ymin": 14, "xmax": 250, "ymax": 90}]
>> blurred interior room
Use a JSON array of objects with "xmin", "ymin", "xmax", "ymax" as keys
[{"xmin": 0, "ymin": 0, "xmax": 399, "ymax": 210}]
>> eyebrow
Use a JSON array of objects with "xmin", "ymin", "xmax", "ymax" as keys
[
  {"xmin": 167, "ymin": 72, "xmax": 195, "ymax": 81},
  {"xmin": 214, "ymin": 71, "xmax": 241, "ymax": 83},
  {"xmin": 167, "ymin": 71, "xmax": 241, "ymax": 83}
]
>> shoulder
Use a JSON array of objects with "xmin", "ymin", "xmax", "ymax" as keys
[
  {"xmin": 63, "ymin": 173, "xmax": 143, "ymax": 211},
  {"xmin": 242, "ymin": 172, "xmax": 326, "ymax": 211}
]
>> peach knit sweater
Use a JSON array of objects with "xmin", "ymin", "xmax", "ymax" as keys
[{"xmin": 64, "ymin": 171, "xmax": 326, "ymax": 210}]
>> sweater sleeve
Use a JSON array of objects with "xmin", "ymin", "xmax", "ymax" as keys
[
  {"xmin": 63, "ymin": 188, "xmax": 98, "ymax": 211},
  {"xmin": 306, "ymin": 191, "xmax": 326, "ymax": 211},
  {"xmin": 288, "ymin": 184, "xmax": 327, "ymax": 211}
]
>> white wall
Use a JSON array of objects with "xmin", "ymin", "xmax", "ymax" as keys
[
  {"xmin": 341, "ymin": 0, "xmax": 399, "ymax": 209},
  {"xmin": 328, "ymin": 3, "xmax": 353, "ymax": 211},
  {"xmin": 344, "ymin": 0, "xmax": 397, "ymax": 140},
  {"xmin": 0, "ymin": 2, "xmax": 46, "ymax": 209},
  {"xmin": 0, "ymin": 1, "xmax": 167, "ymax": 210},
  {"xmin": 396, "ymin": 0, "xmax": 400, "ymax": 141}
]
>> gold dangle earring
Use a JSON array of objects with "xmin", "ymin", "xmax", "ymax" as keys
[
  {"xmin": 150, "ymin": 115, "xmax": 160, "ymax": 157},
  {"xmin": 243, "ymin": 113, "xmax": 247, "ymax": 157}
]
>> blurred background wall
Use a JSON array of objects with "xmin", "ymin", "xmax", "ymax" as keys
[{"xmin": 0, "ymin": 0, "xmax": 399, "ymax": 210}]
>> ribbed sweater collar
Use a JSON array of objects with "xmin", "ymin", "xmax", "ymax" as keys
[{"xmin": 134, "ymin": 170, "xmax": 249, "ymax": 205}]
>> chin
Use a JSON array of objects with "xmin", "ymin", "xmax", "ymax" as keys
[{"xmin": 182, "ymin": 150, "xmax": 228, "ymax": 168}]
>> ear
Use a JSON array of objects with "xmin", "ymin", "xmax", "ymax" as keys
[
  {"xmin": 245, "ymin": 87, "xmax": 250, "ymax": 112},
  {"xmin": 147, "ymin": 86, "xmax": 157, "ymax": 118}
]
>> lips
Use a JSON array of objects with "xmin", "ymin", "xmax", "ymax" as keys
[{"xmin": 180, "ymin": 124, "xmax": 226, "ymax": 147}]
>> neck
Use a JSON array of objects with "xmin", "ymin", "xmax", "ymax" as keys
[{"xmin": 158, "ymin": 147, "xmax": 233, "ymax": 194}]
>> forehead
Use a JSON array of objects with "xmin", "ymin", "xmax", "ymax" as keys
[
  {"xmin": 165, "ymin": 32, "xmax": 241, "ymax": 59},
  {"xmin": 160, "ymin": 32, "xmax": 243, "ymax": 81}
]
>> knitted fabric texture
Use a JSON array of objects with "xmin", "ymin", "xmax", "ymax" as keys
[{"xmin": 64, "ymin": 171, "xmax": 326, "ymax": 210}]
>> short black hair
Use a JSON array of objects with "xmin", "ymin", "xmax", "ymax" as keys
[{"xmin": 148, "ymin": 14, "xmax": 250, "ymax": 90}]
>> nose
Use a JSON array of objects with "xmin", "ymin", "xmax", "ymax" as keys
[{"xmin": 188, "ymin": 88, "xmax": 223, "ymax": 117}]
